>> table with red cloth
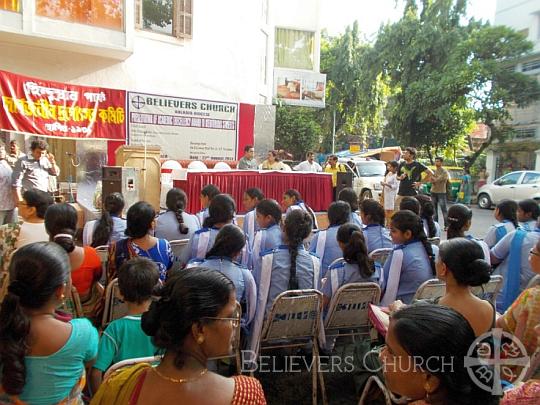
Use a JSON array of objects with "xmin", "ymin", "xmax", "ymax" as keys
[{"xmin": 173, "ymin": 170, "xmax": 333, "ymax": 213}]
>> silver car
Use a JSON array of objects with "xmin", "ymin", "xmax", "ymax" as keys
[
  {"xmin": 338, "ymin": 158, "xmax": 386, "ymax": 200},
  {"xmin": 477, "ymin": 170, "xmax": 540, "ymax": 209}
]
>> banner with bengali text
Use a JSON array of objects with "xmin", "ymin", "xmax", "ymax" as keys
[
  {"xmin": 127, "ymin": 91, "xmax": 239, "ymax": 160},
  {"xmin": 0, "ymin": 70, "xmax": 126, "ymax": 140}
]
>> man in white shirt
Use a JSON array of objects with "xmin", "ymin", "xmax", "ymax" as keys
[{"xmin": 294, "ymin": 151, "xmax": 322, "ymax": 172}]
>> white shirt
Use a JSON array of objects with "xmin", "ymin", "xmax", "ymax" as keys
[
  {"xmin": 293, "ymin": 160, "xmax": 322, "ymax": 172},
  {"xmin": 14, "ymin": 222, "xmax": 49, "ymax": 249}
]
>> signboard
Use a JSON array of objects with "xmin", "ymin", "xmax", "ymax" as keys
[
  {"xmin": 127, "ymin": 92, "xmax": 239, "ymax": 160},
  {"xmin": 273, "ymin": 68, "xmax": 326, "ymax": 108},
  {"xmin": 0, "ymin": 70, "xmax": 126, "ymax": 140}
]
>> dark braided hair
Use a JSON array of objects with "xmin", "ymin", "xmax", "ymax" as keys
[
  {"xmin": 203, "ymin": 194, "xmax": 236, "ymax": 228},
  {"xmin": 92, "ymin": 192, "xmax": 124, "ymax": 247},
  {"xmin": 359, "ymin": 199, "xmax": 385, "ymax": 226},
  {"xmin": 447, "ymin": 204, "xmax": 472, "ymax": 239},
  {"xmin": 206, "ymin": 224, "xmax": 245, "ymax": 259},
  {"xmin": 391, "ymin": 210, "xmax": 436, "ymax": 275},
  {"xmin": 200, "ymin": 184, "xmax": 220, "ymax": 202},
  {"xmin": 256, "ymin": 199, "xmax": 282, "ymax": 226},
  {"xmin": 284, "ymin": 209, "xmax": 312, "ymax": 290},
  {"xmin": 166, "ymin": 188, "xmax": 189, "ymax": 235},
  {"xmin": 496, "ymin": 199, "xmax": 518, "ymax": 229},
  {"xmin": 415, "ymin": 194, "xmax": 437, "ymax": 238},
  {"xmin": 337, "ymin": 223, "xmax": 374, "ymax": 279},
  {"xmin": 284, "ymin": 189, "xmax": 317, "ymax": 230}
]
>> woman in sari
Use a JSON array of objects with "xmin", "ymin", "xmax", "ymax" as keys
[{"xmin": 91, "ymin": 267, "xmax": 266, "ymax": 405}]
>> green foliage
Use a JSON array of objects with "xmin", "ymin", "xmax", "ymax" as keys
[
  {"xmin": 274, "ymin": 104, "xmax": 322, "ymax": 160},
  {"xmin": 142, "ymin": 0, "xmax": 172, "ymax": 29}
]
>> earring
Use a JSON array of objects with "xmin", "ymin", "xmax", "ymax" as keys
[
  {"xmin": 197, "ymin": 336, "xmax": 204, "ymax": 345},
  {"xmin": 424, "ymin": 384, "xmax": 432, "ymax": 401}
]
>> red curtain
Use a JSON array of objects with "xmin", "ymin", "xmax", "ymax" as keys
[{"xmin": 174, "ymin": 171, "xmax": 333, "ymax": 213}]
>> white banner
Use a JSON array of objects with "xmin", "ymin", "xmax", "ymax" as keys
[
  {"xmin": 273, "ymin": 68, "xmax": 326, "ymax": 108},
  {"xmin": 127, "ymin": 92, "xmax": 239, "ymax": 160}
]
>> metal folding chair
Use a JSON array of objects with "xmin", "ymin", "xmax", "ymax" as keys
[
  {"xmin": 526, "ymin": 274, "xmax": 540, "ymax": 289},
  {"xmin": 324, "ymin": 282, "xmax": 381, "ymax": 342},
  {"xmin": 59, "ymin": 285, "xmax": 84, "ymax": 318},
  {"xmin": 358, "ymin": 375, "xmax": 408, "ymax": 405},
  {"xmin": 470, "ymin": 275, "xmax": 503, "ymax": 306},
  {"xmin": 250, "ymin": 289, "xmax": 327, "ymax": 405},
  {"xmin": 368, "ymin": 248, "xmax": 393, "ymax": 267},
  {"xmin": 169, "ymin": 239, "xmax": 189, "ymax": 270},
  {"xmin": 427, "ymin": 237, "xmax": 441, "ymax": 247},
  {"xmin": 103, "ymin": 355, "xmax": 162, "ymax": 382},
  {"xmin": 0, "ymin": 271, "xmax": 8, "ymax": 304},
  {"xmin": 101, "ymin": 278, "xmax": 128, "ymax": 328},
  {"xmin": 95, "ymin": 245, "xmax": 109, "ymax": 284},
  {"xmin": 412, "ymin": 279, "xmax": 446, "ymax": 301}
]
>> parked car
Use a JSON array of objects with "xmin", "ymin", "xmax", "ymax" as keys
[
  {"xmin": 337, "ymin": 157, "xmax": 386, "ymax": 200},
  {"xmin": 477, "ymin": 170, "xmax": 540, "ymax": 209},
  {"xmin": 420, "ymin": 166, "xmax": 464, "ymax": 201}
]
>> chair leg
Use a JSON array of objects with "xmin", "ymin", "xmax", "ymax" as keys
[
  {"xmin": 312, "ymin": 342, "xmax": 318, "ymax": 405},
  {"xmin": 313, "ymin": 341, "xmax": 327, "ymax": 405}
]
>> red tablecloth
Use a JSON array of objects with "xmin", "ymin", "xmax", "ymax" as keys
[{"xmin": 173, "ymin": 170, "xmax": 333, "ymax": 213}]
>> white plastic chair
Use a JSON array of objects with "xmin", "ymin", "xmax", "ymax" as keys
[
  {"xmin": 412, "ymin": 279, "xmax": 446, "ymax": 302},
  {"xmin": 214, "ymin": 161, "xmax": 232, "ymax": 170},
  {"xmin": 187, "ymin": 161, "xmax": 208, "ymax": 170},
  {"xmin": 169, "ymin": 239, "xmax": 189, "ymax": 270},
  {"xmin": 101, "ymin": 278, "xmax": 128, "ymax": 328}
]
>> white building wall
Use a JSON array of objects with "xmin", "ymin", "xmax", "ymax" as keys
[
  {"xmin": 495, "ymin": 0, "xmax": 540, "ymax": 52},
  {"xmin": 0, "ymin": 0, "xmax": 320, "ymax": 105}
]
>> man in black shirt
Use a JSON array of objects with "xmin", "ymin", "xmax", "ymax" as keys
[{"xmin": 395, "ymin": 147, "xmax": 433, "ymax": 209}]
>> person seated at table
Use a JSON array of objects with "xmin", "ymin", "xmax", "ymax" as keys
[
  {"xmin": 108, "ymin": 201, "xmax": 173, "ymax": 282},
  {"xmin": 156, "ymin": 188, "xmax": 200, "ymax": 242},
  {"xmin": 309, "ymin": 201, "xmax": 351, "ymax": 278},
  {"xmin": 196, "ymin": 184, "xmax": 220, "ymax": 226},
  {"xmin": 251, "ymin": 199, "xmax": 283, "ymax": 273},
  {"xmin": 187, "ymin": 225, "xmax": 256, "ymax": 328},
  {"xmin": 484, "ymin": 199, "xmax": 518, "ymax": 248},
  {"xmin": 91, "ymin": 268, "xmax": 266, "ymax": 405},
  {"xmin": 184, "ymin": 194, "xmax": 247, "ymax": 266},
  {"xmin": 249, "ymin": 210, "xmax": 320, "ymax": 351},
  {"xmin": 358, "ymin": 199, "xmax": 393, "ymax": 253},
  {"xmin": 518, "ymin": 198, "xmax": 540, "ymax": 232},
  {"xmin": 380, "ymin": 305, "xmax": 498, "ymax": 405},
  {"xmin": 381, "ymin": 210, "xmax": 436, "ymax": 305},
  {"xmin": 322, "ymin": 223, "xmax": 378, "ymax": 310},
  {"xmin": 89, "ymin": 257, "xmax": 159, "ymax": 392},
  {"xmin": 260, "ymin": 150, "xmax": 288, "ymax": 170},
  {"xmin": 45, "ymin": 203, "xmax": 102, "ymax": 303},
  {"xmin": 0, "ymin": 242, "xmax": 98, "ymax": 404},
  {"xmin": 490, "ymin": 217, "xmax": 540, "ymax": 312},
  {"xmin": 241, "ymin": 187, "xmax": 264, "ymax": 245},
  {"xmin": 282, "ymin": 188, "xmax": 318, "ymax": 229},
  {"xmin": 398, "ymin": 196, "xmax": 420, "ymax": 215},
  {"xmin": 446, "ymin": 203, "xmax": 490, "ymax": 263},
  {"xmin": 415, "ymin": 194, "xmax": 441, "ymax": 238},
  {"xmin": 338, "ymin": 187, "xmax": 362, "ymax": 227},
  {"xmin": 83, "ymin": 192, "xmax": 126, "ymax": 247}
]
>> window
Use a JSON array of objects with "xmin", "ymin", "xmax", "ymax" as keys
[
  {"xmin": 35, "ymin": 0, "xmax": 124, "ymax": 31},
  {"xmin": 522, "ymin": 172, "xmax": 540, "ymax": 184},
  {"xmin": 274, "ymin": 28, "xmax": 314, "ymax": 70},
  {"xmin": 522, "ymin": 59, "xmax": 540, "ymax": 72},
  {"xmin": 0, "ymin": 0, "xmax": 20, "ymax": 12},
  {"xmin": 135, "ymin": 0, "xmax": 192, "ymax": 39},
  {"xmin": 498, "ymin": 172, "xmax": 521, "ymax": 186},
  {"xmin": 515, "ymin": 128, "xmax": 536, "ymax": 139}
]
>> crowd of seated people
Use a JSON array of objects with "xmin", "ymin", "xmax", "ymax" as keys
[{"xmin": 0, "ymin": 183, "xmax": 539, "ymax": 404}]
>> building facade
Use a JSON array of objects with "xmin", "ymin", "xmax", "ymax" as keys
[{"xmin": 488, "ymin": 0, "xmax": 540, "ymax": 180}]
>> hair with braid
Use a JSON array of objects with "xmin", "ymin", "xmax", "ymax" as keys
[
  {"xmin": 415, "ymin": 194, "xmax": 437, "ymax": 238},
  {"xmin": 284, "ymin": 189, "xmax": 317, "ymax": 229},
  {"xmin": 391, "ymin": 210, "xmax": 436, "ymax": 275},
  {"xmin": 206, "ymin": 224, "xmax": 245, "ymax": 259},
  {"xmin": 203, "ymin": 194, "xmax": 236, "ymax": 228},
  {"xmin": 92, "ymin": 192, "xmax": 125, "ymax": 247},
  {"xmin": 518, "ymin": 199, "xmax": 540, "ymax": 221},
  {"xmin": 359, "ymin": 199, "xmax": 385, "ymax": 226},
  {"xmin": 284, "ymin": 209, "xmax": 312, "ymax": 290},
  {"xmin": 166, "ymin": 188, "xmax": 189, "ymax": 235},
  {"xmin": 447, "ymin": 204, "xmax": 472, "ymax": 239},
  {"xmin": 256, "ymin": 199, "xmax": 282, "ymax": 226},
  {"xmin": 496, "ymin": 199, "xmax": 518, "ymax": 228},
  {"xmin": 44, "ymin": 203, "xmax": 77, "ymax": 253},
  {"xmin": 337, "ymin": 223, "xmax": 374, "ymax": 279}
]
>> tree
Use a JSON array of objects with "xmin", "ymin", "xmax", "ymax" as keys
[
  {"xmin": 142, "ymin": 0, "xmax": 173, "ymax": 29},
  {"xmin": 274, "ymin": 104, "xmax": 322, "ymax": 160}
]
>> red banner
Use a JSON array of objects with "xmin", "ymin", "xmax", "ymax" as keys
[{"xmin": 0, "ymin": 70, "xmax": 126, "ymax": 140}]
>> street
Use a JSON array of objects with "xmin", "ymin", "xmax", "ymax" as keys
[{"xmin": 438, "ymin": 203, "xmax": 495, "ymax": 240}]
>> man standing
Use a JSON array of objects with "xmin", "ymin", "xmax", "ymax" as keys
[
  {"xmin": 324, "ymin": 155, "xmax": 347, "ymax": 200},
  {"xmin": 0, "ymin": 143, "xmax": 16, "ymax": 225},
  {"xmin": 396, "ymin": 147, "xmax": 433, "ymax": 208},
  {"xmin": 430, "ymin": 156, "xmax": 449, "ymax": 229},
  {"xmin": 294, "ymin": 151, "xmax": 322, "ymax": 172},
  {"xmin": 237, "ymin": 145, "xmax": 258, "ymax": 170},
  {"xmin": 5, "ymin": 140, "xmax": 25, "ymax": 168},
  {"xmin": 12, "ymin": 139, "xmax": 59, "ymax": 203}
]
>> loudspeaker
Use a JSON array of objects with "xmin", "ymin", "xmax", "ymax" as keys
[
  {"xmin": 336, "ymin": 171, "xmax": 353, "ymax": 198},
  {"xmin": 102, "ymin": 166, "xmax": 139, "ymax": 213}
]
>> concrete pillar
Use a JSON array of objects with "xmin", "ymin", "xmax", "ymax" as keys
[
  {"xmin": 535, "ymin": 149, "xmax": 540, "ymax": 172},
  {"xmin": 486, "ymin": 149, "xmax": 498, "ymax": 183}
]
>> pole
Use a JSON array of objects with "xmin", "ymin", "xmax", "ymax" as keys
[
  {"xmin": 143, "ymin": 131, "xmax": 148, "ymax": 201},
  {"xmin": 332, "ymin": 109, "xmax": 336, "ymax": 154}
]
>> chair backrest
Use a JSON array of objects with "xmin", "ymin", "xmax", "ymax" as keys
[
  {"xmin": 324, "ymin": 282, "xmax": 381, "ymax": 332},
  {"xmin": 412, "ymin": 279, "xmax": 446, "ymax": 301},
  {"xmin": 470, "ymin": 275, "xmax": 504, "ymax": 306},
  {"xmin": 526, "ymin": 274, "xmax": 540, "ymax": 289},
  {"xmin": 95, "ymin": 245, "xmax": 109, "ymax": 263},
  {"xmin": 102, "ymin": 278, "xmax": 128, "ymax": 327},
  {"xmin": 261, "ymin": 289, "xmax": 323, "ymax": 343},
  {"xmin": 0, "ymin": 271, "xmax": 9, "ymax": 304},
  {"xmin": 169, "ymin": 239, "xmax": 189, "ymax": 271},
  {"xmin": 368, "ymin": 248, "xmax": 393, "ymax": 267},
  {"xmin": 103, "ymin": 355, "xmax": 162, "ymax": 382},
  {"xmin": 427, "ymin": 237, "xmax": 440, "ymax": 247},
  {"xmin": 59, "ymin": 286, "xmax": 84, "ymax": 318}
]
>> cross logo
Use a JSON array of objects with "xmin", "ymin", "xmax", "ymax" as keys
[
  {"xmin": 131, "ymin": 95, "xmax": 146, "ymax": 109},
  {"xmin": 464, "ymin": 328, "xmax": 530, "ymax": 395}
]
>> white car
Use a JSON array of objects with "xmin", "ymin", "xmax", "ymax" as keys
[
  {"xmin": 338, "ymin": 158, "xmax": 386, "ymax": 200},
  {"xmin": 477, "ymin": 170, "xmax": 540, "ymax": 209}
]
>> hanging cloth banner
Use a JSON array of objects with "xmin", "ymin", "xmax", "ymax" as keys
[{"xmin": 0, "ymin": 69, "xmax": 126, "ymax": 140}]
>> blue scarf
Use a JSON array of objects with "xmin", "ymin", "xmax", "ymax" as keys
[{"xmin": 501, "ymin": 229, "xmax": 527, "ymax": 311}]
